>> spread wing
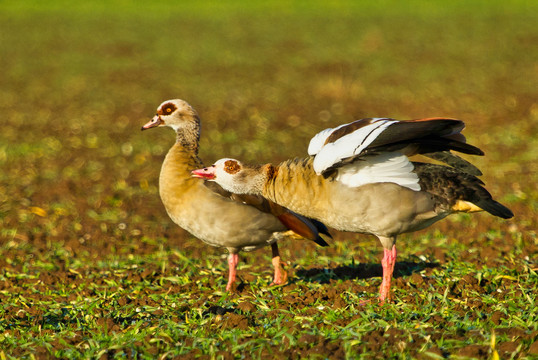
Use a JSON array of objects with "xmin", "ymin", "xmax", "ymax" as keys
[{"xmin": 308, "ymin": 117, "xmax": 484, "ymax": 189}]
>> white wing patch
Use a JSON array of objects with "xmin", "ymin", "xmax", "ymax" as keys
[
  {"xmin": 309, "ymin": 118, "xmax": 397, "ymax": 175},
  {"xmin": 335, "ymin": 152, "xmax": 420, "ymax": 191},
  {"xmin": 308, "ymin": 122, "xmax": 350, "ymax": 155}
]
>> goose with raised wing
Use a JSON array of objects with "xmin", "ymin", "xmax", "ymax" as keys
[
  {"xmin": 192, "ymin": 117, "xmax": 513, "ymax": 302},
  {"xmin": 142, "ymin": 99, "xmax": 330, "ymax": 291}
]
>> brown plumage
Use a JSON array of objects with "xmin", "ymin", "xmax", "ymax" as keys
[
  {"xmin": 142, "ymin": 99, "xmax": 330, "ymax": 291},
  {"xmin": 413, "ymin": 162, "xmax": 513, "ymax": 218},
  {"xmin": 193, "ymin": 117, "xmax": 513, "ymax": 303}
]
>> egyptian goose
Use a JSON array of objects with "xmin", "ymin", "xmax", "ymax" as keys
[
  {"xmin": 192, "ymin": 117, "xmax": 513, "ymax": 302},
  {"xmin": 141, "ymin": 99, "xmax": 330, "ymax": 291}
]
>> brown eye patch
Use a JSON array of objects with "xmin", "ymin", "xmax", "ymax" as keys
[
  {"xmin": 224, "ymin": 160, "xmax": 241, "ymax": 174},
  {"xmin": 157, "ymin": 102, "xmax": 178, "ymax": 115}
]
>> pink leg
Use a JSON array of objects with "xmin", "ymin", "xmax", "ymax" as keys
[
  {"xmin": 379, "ymin": 245, "xmax": 397, "ymax": 304},
  {"xmin": 270, "ymin": 243, "xmax": 288, "ymax": 286},
  {"xmin": 226, "ymin": 253, "xmax": 239, "ymax": 291}
]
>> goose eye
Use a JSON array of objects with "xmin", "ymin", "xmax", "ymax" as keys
[
  {"xmin": 224, "ymin": 160, "xmax": 240, "ymax": 174},
  {"xmin": 158, "ymin": 102, "xmax": 177, "ymax": 116}
]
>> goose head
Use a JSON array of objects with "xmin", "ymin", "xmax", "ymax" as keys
[
  {"xmin": 192, "ymin": 158, "xmax": 263, "ymax": 195},
  {"xmin": 141, "ymin": 99, "xmax": 200, "ymax": 132}
]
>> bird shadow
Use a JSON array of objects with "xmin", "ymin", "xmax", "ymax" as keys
[{"xmin": 293, "ymin": 259, "xmax": 440, "ymax": 284}]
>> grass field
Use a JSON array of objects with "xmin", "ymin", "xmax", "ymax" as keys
[{"xmin": 1, "ymin": 1, "xmax": 537, "ymax": 358}]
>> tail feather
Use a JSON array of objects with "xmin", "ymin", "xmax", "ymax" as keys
[
  {"xmin": 474, "ymin": 199, "xmax": 514, "ymax": 219},
  {"xmin": 414, "ymin": 162, "xmax": 513, "ymax": 220}
]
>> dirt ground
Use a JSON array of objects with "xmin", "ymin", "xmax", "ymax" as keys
[{"xmin": 2, "ymin": 186, "xmax": 537, "ymax": 358}]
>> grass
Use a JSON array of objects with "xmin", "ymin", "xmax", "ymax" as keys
[
  {"xmin": 1, "ymin": 0, "xmax": 537, "ymax": 359},
  {"xmin": 1, "ymin": 236, "xmax": 536, "ymax": 358}
]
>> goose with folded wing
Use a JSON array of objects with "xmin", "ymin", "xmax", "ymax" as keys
[{"xmin": 142, "ymin": 99, "xmax": 330, "ymax": 291}]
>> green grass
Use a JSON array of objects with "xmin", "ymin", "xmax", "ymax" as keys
[
  {"xmin": 1, "ymin": 0, "xmax": 537, "ymax": 358},
  {"xmin": 0, "ymin": 235, "xmax": 536, "ymax": 358}
]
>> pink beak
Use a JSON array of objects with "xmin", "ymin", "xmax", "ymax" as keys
[
  {"xmin": 191, "ymin": 166, "xmax": 216, "ymax": 180},
  {"xmin": 141, "ymin": 115, "xmax": 163, "ymax": 131}
]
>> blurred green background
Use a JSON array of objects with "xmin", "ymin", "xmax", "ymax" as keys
[{"xmin": 2, "ymin": 0, "xmax": 536, "ymax": 237}]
